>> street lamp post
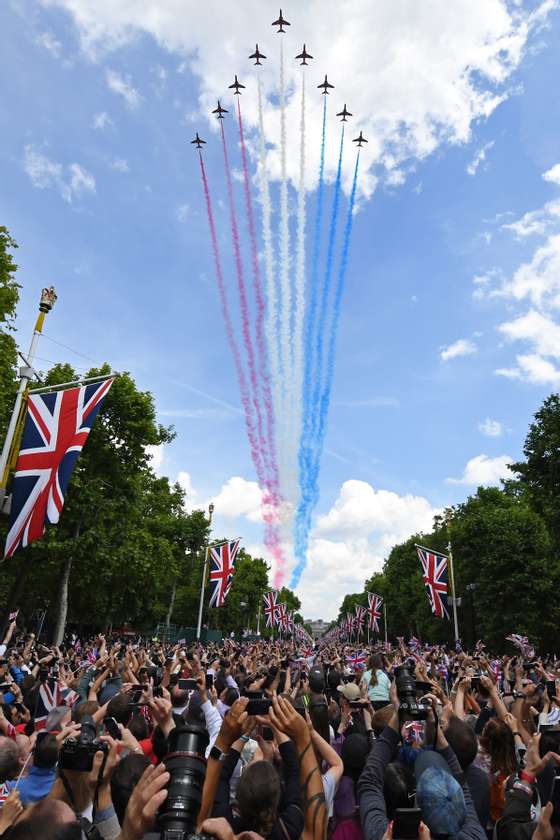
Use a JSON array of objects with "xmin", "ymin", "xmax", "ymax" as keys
[
  {"xmin": 466, "ymin": 583, "xmax": 476, "ymax": 647},
  {"xmin": 196, "ymin": 502, "xmax": 214, "ymax": 641},
  {"xmin": 0, "ymin": 287, "xmax": 57, "ymax": 506}
]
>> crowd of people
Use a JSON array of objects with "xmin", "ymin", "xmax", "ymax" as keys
[{"xmin": 0, "ymin": 616, "xmax": 557, "ymax": 840}]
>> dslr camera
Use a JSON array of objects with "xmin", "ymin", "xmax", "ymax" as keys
[
  {"xmin": 394, "ymin": 665, "xmax": 430, "ymax": 723},
  {"xmin": 158, "ymin": 722, "xmax": 213, "ymax": 840},
  {"xmin": 59, "ymin": 715, "xmax": 108, "ymax": 772}
]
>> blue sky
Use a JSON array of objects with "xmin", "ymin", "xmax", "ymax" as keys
[{"xmin": 2, "ymin": 0, "xmax": 560, "ymax": 619}]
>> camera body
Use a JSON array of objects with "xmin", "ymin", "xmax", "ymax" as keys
[
  {"xmin": 59, "ymin": 715, "xmax": 108, "ymax": 772},
  {"xmin": 394, "ymin": 665, "xmax": 430, "ymax": 723}
]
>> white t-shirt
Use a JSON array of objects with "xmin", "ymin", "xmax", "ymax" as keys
[{"xmin": 322, "ymin": 771, "xmax": 338, "ymax": 818}]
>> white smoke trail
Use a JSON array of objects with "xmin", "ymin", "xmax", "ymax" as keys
[
  {"xmin": 292, "ymin": 71, "xmax": 306, "ymax": 507},
  {"xmin": 278, "ymin": 37, "xmax": 292, "ymax": 505},
  {"xmin": 257, "ymin": 75, "xmax": 281, "ymax": 479}
]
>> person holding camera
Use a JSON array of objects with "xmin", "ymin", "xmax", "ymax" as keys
[{"xmin": 358, "ymin": 669, "xmax": 486, "ymax": 840}]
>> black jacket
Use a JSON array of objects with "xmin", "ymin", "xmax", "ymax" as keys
[{"xmin": 357, "ymin": 726, "xmax": 486, "ymax": 840}]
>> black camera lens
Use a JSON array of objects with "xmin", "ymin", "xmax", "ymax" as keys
[
  {"xmin": 158, "ymin": 723, "xmax": 209, "ymax": 837},
  {"xmin": 394, "ymin": 665, "xmax": 429, "ymax": 723},
  {"xmin": 79, "ymin": 715, "xmax": 97, "ymax": 745}
]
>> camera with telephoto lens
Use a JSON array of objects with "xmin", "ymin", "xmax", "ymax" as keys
[
  {"xmin": 394, "ymin": 665, "xmax": 430, "ymax": 723},
  {"xmin": 158, "ymin": 722, "xmax": 213, "ymax": 840},
  {"xmin": 59, "ymin": 714, "xmax": 108, "ymax": 772}
]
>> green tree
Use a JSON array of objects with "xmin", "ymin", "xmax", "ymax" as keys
[
  {"xmin": 510, "ymin": 394, "xmax": 560, "ymax": 546},
  {"xmin": 447, "ymin": 486, "xmax": 557, "ymax": 651},
  {"xmin": 0, "ymin": 362, "xmax": 179, "ymax": 639},
  {"xmin": 210, "ymin": 550, "xmax": 269, "ymax": 636},
  {"xmin": 0, "ymin": 227, "xmax": 20, "ymax": 442},
  {"xmin": 277, "ymin": 587, "xmax": 303, "ymax": 624}
]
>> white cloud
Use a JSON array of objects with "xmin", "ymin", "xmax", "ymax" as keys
[
  {"xmin": 440, "ymin": 338, "xmax": 478, "ymax": 361},
  {"xmin": 36, "ymin": 30, "xmax": 62, "ymax": 57},
  {"xmin": 478, "ymin": 418, "xmax": 503, "ymax": 437},
  {"xmin": 496, "ymin": 353, "xmax": 560, "ymax": 385},
  {"xmin": 92, "ymin": 111, "xmax": 112, "ymax": 130},
  {"xmin": 176, "ymin": 203, "xmax": 190, "ymax": 223},
  {"xmin": 543, "ymin": 163, "xmax": 560, "ymax": 185},
  {"xmin": 23, "ymin": 145, "xmax": 95, "ymax": 203},
  {"xmin": 110, "ymin": 157, "xmax": 129, "ymax": 172},
  {"xmin": 210, "ymin": 476, "xmax": 264, "ymax": 523},
  {"xmin": 146, "ymin": 444, "xmax": 164, "ymax": 473},
  {"xmin": 466, "ymin": 140, "xmax": 494, "ymax": 176},
  {"xmin": 42, "ymin": 0, "xmax": 554, "ymax": 197},
  {"xmin": 106, "ymin": 69, "xmax": 141, "ymax": 109},
  {"xmin": 498, "ymin": 309, "xmax": 560, "ymax": 358},
  {"xmin": 446, "ymin": 453, "xmax": 513, "ymax": 485},
  {"xmin": 502, "ymin": 202, "xmax": 560, "ymax": 239},
  {"xmin": 256, "ymin": 478, "xmax": 440, "ymax": 619},
  {"xmin": 316, "ymin": 480, "xmax": 439, "ymax": 541},
  {"xmin": 177, "ymin": 470, "xmax": 199, "ymax": 508}
]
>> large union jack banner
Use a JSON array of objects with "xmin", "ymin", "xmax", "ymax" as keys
[
  {"xmin": 416, "ymin": 545, "xmax": 450, "ymax": 620},
  {"xmin": 4, "ymin": 379, "xmax": 114, "ymax": 559},
  {"xmin": 208, "ymin": 539, "xmax": 240, "ymax": 608},
  {"xmin": 263, "ymin": 590, "xmax": 280, "ymax": 628},
  {"xmin": 367, "ymin": 592, "xmax": 383, "ymax": 632}
]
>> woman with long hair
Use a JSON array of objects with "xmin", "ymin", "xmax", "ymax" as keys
[
  {"xmin": 478, "ymin": 718, "xmax": 518, "ymax": 825},
  {"xmin": 361, "ymin": 654, "xmax": 391, "ymax": 710}
]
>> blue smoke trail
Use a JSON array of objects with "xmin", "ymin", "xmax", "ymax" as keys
[
  {"xmin": 295, "ymin": 101, "xmax": 326, "ymax": 559},
  {"xmin": 314, "ymin": 153, "xmax": 361, "ymax": 491},
  {"xmin": 295, "ymin": 96, "xmax": 327, "ymax": 581},
  {"xmin": 293, "ymin": 124, "xmax": 345, "ymax": 587}
]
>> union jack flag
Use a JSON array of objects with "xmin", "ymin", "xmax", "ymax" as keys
[
  {"xmin": 263, "ymin": 591, "xmax": 280, "ymax": 628},
  {"xmin": 276, "ymin": 603, "xmax": 287, "ymax": 631},
  {"xmin": 346, "ymin": 650, "xmax": 368, "ymax": 669},
  {"xmin": 416, "ymin": 545, "xmax": 450, "ymax": 620},
  {"xmin": 367, "ymin": 592, "xmax": 383, "ymax": 633},
  {"xmin": 354, "ymin": 604, "xmax": 366, "ymax": 634},
  {"xmin": 5, "ymin": 379, "xmax": 114, "ymax": 559},
  {"xmin": 34, "ymin": 681, "xmax": 79, "ymax": 730},
  {"xmin": 208, "ymin": 539, "xmax": 240, "ymax": 608}
]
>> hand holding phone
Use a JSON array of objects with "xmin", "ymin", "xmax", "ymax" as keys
[
  {"xmin": 103, "ymin": 716, "xmax": 122, "ymax": 740},
  {"xmin": 393, "ymin": 808, "xmax": 422, "ymax": 839},
  {"xmin": 246, "ymin": 698, "xmax": 273, "ymax": 715}
]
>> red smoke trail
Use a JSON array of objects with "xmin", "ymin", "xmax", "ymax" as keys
[
  {"xmin": 237, "ymin": 100, "xmax": 280, "ymax": 508},
  {"xmin": 203, "ymin": 142, "xmax": 285, "ymax": 581},
  {"xmin": 219, "ymin": 121, "xmax": 268, "ymax": 485},
  {"xmin": 198, "ymin": 151, "xmax": 260, "ymax": 475}
]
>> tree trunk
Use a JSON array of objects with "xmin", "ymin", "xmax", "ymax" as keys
[
  {"xmin": 165, "ymin": 579, "xmax": 177, "ymax": 627},
  {"xmin": 52, "ymin": 521, "xmax": 80, "ymax": 646},
  {"xmin": 0, "ymin": 559, "xmax": 31, "ymax": 637}
]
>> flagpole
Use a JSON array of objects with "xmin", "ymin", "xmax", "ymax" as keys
[
  {"xmin": 0, "ymin": 287, "xmax": 57, "ymax": 502},
  {"xmin": 256, "ymin": 602, "xmax": 261, "ymax": 636},
  {"xmin": 447, "ymin": 541, "xmax": 460, "ymax": 644},
  {"xmin": 384, "ymin": 601, "xmax": 388, "ymax": 645},
  {"xmin": 196, "ymin": 502, "xmax": 214, "ymax": 641}
]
